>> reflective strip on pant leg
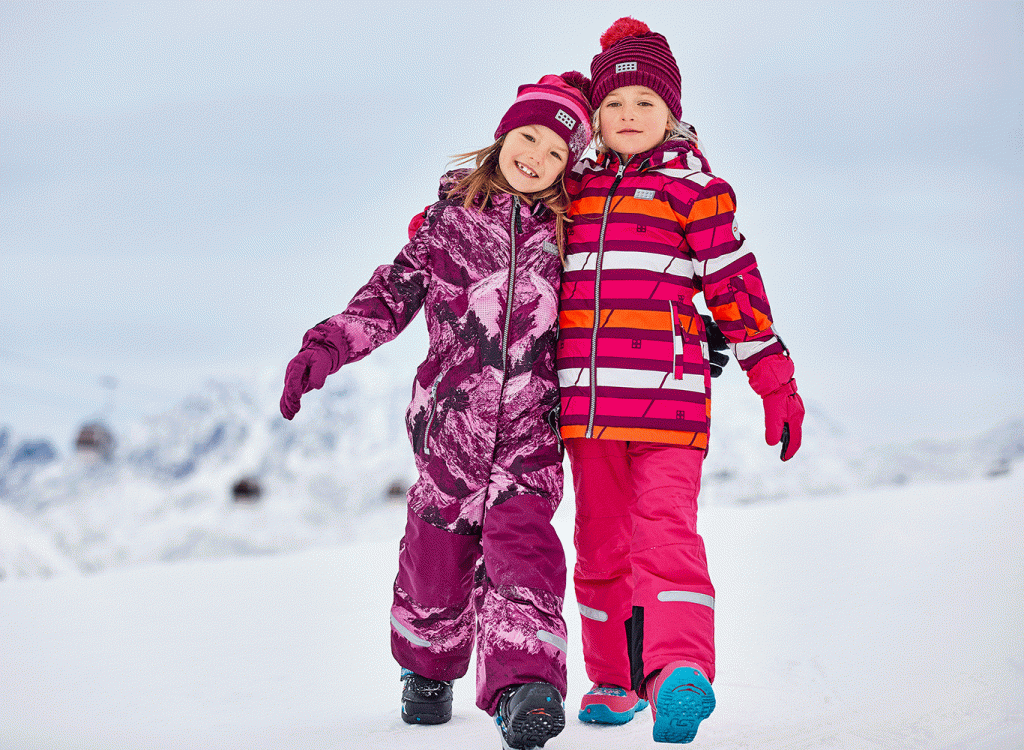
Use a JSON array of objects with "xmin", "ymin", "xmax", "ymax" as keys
[
  {"xmin": 579, "ymin": 603, "xmax": 609, "ymax": 622},
  {"xmin": 537, "ymin": 630, "xmax": 568, "ymax": 654},
  {"xmin": 391, "ymin": 614, "xmax": 432, "ymax": 648},
  {"xmin": 657, "ymin": 591, "xmax": 715, "ymax": 610}
]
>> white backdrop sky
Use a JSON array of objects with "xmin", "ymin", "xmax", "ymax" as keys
[{"xmin": 2, "ymin": 1, "xmax": 1022, "ymax": 443}]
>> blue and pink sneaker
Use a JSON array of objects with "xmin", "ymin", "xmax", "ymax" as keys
[
  {"xmin": 578, "ymin": 683, "xmax": 649, "ymax": 725},
  {"xmin": 646, "ymin": 662, "xmax": 715, "ymax": 744}
]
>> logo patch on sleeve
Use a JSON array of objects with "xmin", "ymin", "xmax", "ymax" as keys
[
  {"xmin": 732, "ymin": 218, "xmax": 741, "ymax": 240},
  {"xmin": 634, "ymin": 188, "xmax": 656, "ymax": 200},
  {"xmin": 542, "ymin": 241, "xmax": 559, "ymax": 256}
]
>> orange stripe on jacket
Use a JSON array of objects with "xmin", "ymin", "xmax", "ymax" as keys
[
  {"xmin": 561, "ymin": 424, "xmax": 709, "ymax": 449},
  {"xmin": 602, "ymin": 309, "xmax": 670, "ymax": 331},
  {"xmin": 687, "ymin": 191, "xmax": 736, "ymax": 225},
  {"xmin": 560, "ymin": 309, "xmax": 616, "ymax": 330}
]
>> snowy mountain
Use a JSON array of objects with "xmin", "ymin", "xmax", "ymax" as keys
[
  {"xmin": 1, "ymin": 358, "xmax": 1021, "ymax": 580},
  {"xmin": 0, "ymin": 358, "xmax": 415, "ymax": 579}
]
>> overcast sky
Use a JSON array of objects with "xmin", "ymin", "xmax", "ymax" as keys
[{"xmin": 2, "ymin": 1, "xmax": 1022, "ymax": 445}]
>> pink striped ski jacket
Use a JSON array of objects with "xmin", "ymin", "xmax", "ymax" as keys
[{"xmin": 557, "ymin": 140, "xmax": 785, "ymax": 448}]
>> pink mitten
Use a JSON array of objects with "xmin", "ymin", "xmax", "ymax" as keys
[
  {"xmin": 279, "ymin": 324, "xmax": 346, "ymax": 420},
  {"xmin": 747, "ymin": 354, "xmax": 805, "ymax": 461}
]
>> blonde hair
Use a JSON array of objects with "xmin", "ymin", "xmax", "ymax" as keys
[
  {"xmin": 591, "ymin": 111, "xmax": 700, "ymax": 155},
  {"xmin": 447, "ymin": 137, "xmax": 572, "ymax": 261}
]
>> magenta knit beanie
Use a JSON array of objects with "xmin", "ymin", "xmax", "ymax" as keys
[
  {"xmin": 494, "ymin": 71, "xmax": 594, "ymax": 166},
  {"xmin": 589, "ymin": 17, "xmax": 682, "ymax": 121}
]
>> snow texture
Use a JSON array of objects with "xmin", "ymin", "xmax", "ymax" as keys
[
  {"xmin": 1, "ymin": 473, "xmax": 1021, "ymax": 748},
  {"xmin": 1, "ymin": 361, "xmax": 1023, "ymax": 748}
]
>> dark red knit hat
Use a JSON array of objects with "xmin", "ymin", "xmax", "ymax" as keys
[
  {"xmin": 494, "ymin": 71, "xmax": 594, "ymax": 166},
  {"xmin": 590, "ymin": 17, "xmax": 682, "ymax": 120}
]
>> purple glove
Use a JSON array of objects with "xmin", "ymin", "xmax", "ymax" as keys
[
  {"xmin": 747, "ymin": 353, "xmax": 805, "ymax": 461},
  {"xmin": 280, "ymin": 323, "xmax": 347, "ymax": 420}
]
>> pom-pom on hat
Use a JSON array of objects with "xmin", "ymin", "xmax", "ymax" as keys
[
  {"xmin": 494, "ymin": 71, "xmax": 594, "ymax": 167},
  {"xmin": 590, "ymin": 17, "xmax": 682, "ymax": 120}
]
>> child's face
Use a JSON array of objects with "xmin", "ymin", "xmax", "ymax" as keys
[
  {"xmin": 598, "ymin": 85, "xmax": 673, "ymax": 156},
  {"xmin": 498, "ymin": 124, "xmax": 569, "ymax": 195}
]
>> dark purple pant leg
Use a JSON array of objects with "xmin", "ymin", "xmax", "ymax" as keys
[
  {"xmin": 391, "ymin": 507, "xmax": 481, "ymax": 681},
  {"xmin": 474, "ymin": 489, "xmax": 568, "ymax": 714}
]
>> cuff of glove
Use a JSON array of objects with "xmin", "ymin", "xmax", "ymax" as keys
[
  {"xmin": 301, "ymin": 323, "xmax": 348, "ymax": 372},
  {"xmin": 748, "ymin": 353, "xmax": 797, "ymax": 397}
]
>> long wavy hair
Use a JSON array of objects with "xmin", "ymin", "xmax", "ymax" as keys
[{"xmin": 447, "ymin": 136, "xmax": 572, "ymax": 261}]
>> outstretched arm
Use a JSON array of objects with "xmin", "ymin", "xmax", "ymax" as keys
[
  {"xmin": 681, "ymin": 178, "xmax": 804, "ymax": 459},
  {"xmin": 280, "ymin": 206, "xmax": 437, "ymax": 419}
]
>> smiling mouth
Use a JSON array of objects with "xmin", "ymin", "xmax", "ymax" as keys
[
  {"xmin": 515, "ymin": 161, "xmax": 538, "ymax": 178},
  {"xmin": 618, "ymin": 129, "xmax": 642, "ymax": 134}
]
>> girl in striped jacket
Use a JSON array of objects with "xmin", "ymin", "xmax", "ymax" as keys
[{"xmin": 562, "ymin": 18, "xmax": 806, "ymax": 745}]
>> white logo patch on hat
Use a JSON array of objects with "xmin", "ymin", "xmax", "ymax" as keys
[
  {"xmin": 555, "ymin": 109, "xmax": 577, "ymax": 130},
  {"xmin": 616, "ymin": 61, "xmax": 638, "ymax": 73}
]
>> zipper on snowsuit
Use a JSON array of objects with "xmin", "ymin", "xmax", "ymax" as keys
[
  {"xmin": 587, "ymin": 159, "xmax": 630, "ymax": 438},
  {"xmin": 422, "ymin": 371, "xmax": 443, "ymax": 456},
  {"xmin": 501, "ymin": 195, "xmax": 521, "ymax": 374},
  {"xmin": 426, "ymin": 197, "xmax": 521, "ymax": 458}
]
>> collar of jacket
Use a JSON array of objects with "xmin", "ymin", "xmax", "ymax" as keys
[
  {"xmin": 484, "ymin": 187, "xmax": 553, "ymax": 223},
  {"xmin": 437, "ymin": 168, "xmax": 552, "ymax": 220},
  {"xmin": 598, "ymin": 138, "xmax": 698, "ymax": 173}
]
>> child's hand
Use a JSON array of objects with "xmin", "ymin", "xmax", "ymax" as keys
[
  {"xmin": 701, "ymin": 315, "xmax": 730, "ymax": 377},
  {"xmin": 747, "ymin": 354, "xmax": 805, "ymax": 461},
  {"xmin": 280, "ymin": 324, "xmax": 346, "ymax": 419}
]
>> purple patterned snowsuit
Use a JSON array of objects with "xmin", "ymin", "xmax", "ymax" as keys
[{"xmin": 317, "ymin": 172, "xmax": 567, "ymax": 714}]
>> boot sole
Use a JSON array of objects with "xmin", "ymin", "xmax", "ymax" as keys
[
  {"xmin": 401, "ymin": 699, "xmax": 452, "ymax": 725},
  {"xmin": 578, "ymin": 698, "xmax": 648, "ymax": 725},
  {"xmin": 496, "ymin": 684, "xmax": 565, "ymax": 749},
  {"xmin": 652, "ymin": 665, "xmax": 715, "ymax": 744}
]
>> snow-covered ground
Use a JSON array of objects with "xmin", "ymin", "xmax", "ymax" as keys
[
  {"xmin": 2, "ymin": 470, "xmax": 1022, "ymax": 749},
  {"xmin": 2, "ymin": 364, "xmax": 1023, "ymax": 747}
]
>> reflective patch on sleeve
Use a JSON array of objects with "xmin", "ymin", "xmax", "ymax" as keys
[
  {"xmin": 391, "ymin": 614, "xmax": 432, "ymax": 647},
  {"xmin": 657, "ymin": 591, "xmax": 716, "ymax": 609},
  {"xmin": 578, "ymin": 603, "xmax": 610, "ymax": 622},
  {"xmin": 537, "ymin": 630, "xmax": 568, "ymax": 653}
]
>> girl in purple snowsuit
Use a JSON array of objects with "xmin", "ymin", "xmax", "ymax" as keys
[{"xmin": 280, "ymin": 73, "xmax": 593, "ymax": 750}]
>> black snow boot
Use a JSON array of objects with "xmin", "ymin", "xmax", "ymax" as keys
[
  {"xmin": 401, "ymin": 668, "xmax": 453, "ymax": 725},
  {"xmin": 493, "ymin": 682, "xmax": 565, "ymax": 749}
]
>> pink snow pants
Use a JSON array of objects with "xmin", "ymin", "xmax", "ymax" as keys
[{"xmin": 566, "ymin": 438, "xmax": 715, "ymax": 691}]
